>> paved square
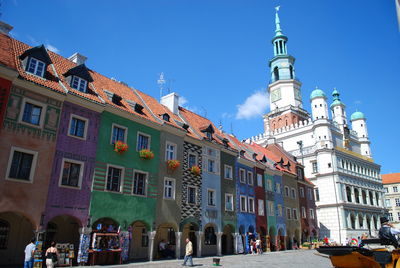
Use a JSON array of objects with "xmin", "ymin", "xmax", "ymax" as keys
[{"xmin": 100, "ymin": 250, "xmax": 333, "ymax": 268}]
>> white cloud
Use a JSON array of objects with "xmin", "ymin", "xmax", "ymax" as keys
[
  {"xmin": 26, "ymin": 35, "xmax": 39, "ymax": 46},
  {"xmin": 221, "ymin": 112, "xmax": 233, "ymax": 119},
  {"xmin": 179, "ymin": 96, "xmax": 188, "ymax": 106},
  {"xmin": 46, "ymin": 44, "xmax": 60, "ymax": 54},
  {"xmin": 235, "ymin": 90, "xmax": 269, "ymax": 120}
]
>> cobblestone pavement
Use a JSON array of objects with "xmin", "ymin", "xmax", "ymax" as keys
[{"xmin": 99, "ymin": 250, "xmax": 333, "ymax": 268}]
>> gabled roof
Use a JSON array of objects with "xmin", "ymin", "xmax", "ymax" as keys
[
  {"xmin": 382, "ymin": 173, "xmax": 400, "ymax": 185},
  {"xmin": 248, "ymin": 142, "xmax": 278, "ymax": 170},
  {"xmin": 63, "ymin": 64, "xmax": 93, "ymax": 82},
  {"xmin": 263, "ymin": 143, "xmax": 297, "ymax": 176},
  {"xmin": 19, "ymin": 44, "xmax": 52, "ymax": 65},
  {"xmin": 0, "ymin": 33, "xmax": 16, "ymax": 70}
]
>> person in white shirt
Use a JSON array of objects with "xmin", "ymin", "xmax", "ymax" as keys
[{"xmin": 24, "ymin": 238, "xmax": 36, "ymax": 268}]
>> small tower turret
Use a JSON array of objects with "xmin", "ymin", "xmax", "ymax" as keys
[
  {"xmin": 351, "ymin": 111, "xmax": 371, "ymax": 157},
  {"xmin": 310, "ymin": 87, "xmax": 329, "ymax": 121},
  {"xmin": 330, "ymin": 88, "xmax": 347, "ymax": 127}
]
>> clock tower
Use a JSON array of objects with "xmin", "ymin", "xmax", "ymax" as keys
[{"xmin": 264, "ymin": 7, "xmax": 309, "ymax": 134}]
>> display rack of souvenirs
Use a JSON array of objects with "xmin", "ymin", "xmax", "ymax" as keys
[
  {"xmin": 55, "ymin": 243, "xmax": 74, "ymax": 267},
  {"xmin": 33, "ymin": 241, "xmax": 43, "ymax": 268},
  {"xmin": 88, "ymin": 224, "xmax": 122, "ymax": 265}
]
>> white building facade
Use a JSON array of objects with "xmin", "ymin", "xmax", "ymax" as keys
[{"xmin": 250, "ymin": 8, "xmax": 384, "ymax": 244}]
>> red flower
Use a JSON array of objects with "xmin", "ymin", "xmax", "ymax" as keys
[
  {"xmin": 139, "ymin": 149, "xmax": 154, "ymax": 159},
  {"xmin": 190, "ymin": 165, "xmax": 201, "ymax": 176},
  {"xmin": 114, "ymin": 141, "xmax": 128, "ymax": 153},
  {"xmin": 167, "ymin": 160, "xmax": 180, "ymax": 170}
]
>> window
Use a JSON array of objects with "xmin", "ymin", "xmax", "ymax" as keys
[
  {"xmin": 394, "ymin": 186, "xmax": 398, "ymax": 193},
  {"xmin": 206, "ymin": 131, "xmax": 213, "ymax": 140},
  {"xmin": 111, "ymin": 124, "xmax": 127, "ymax": 144},
  {"xmin": 346, "ymin": 186, "xmax": 352, "ymax": 202},
  {"xmin": 315, "ymin": 188, "xmax": 320, "ymax": 201},
  {"xmin": 308, "ymin": 188, "xmax": 313, "ymax": 200},
  {"xmin": 187, "ymin": 186, "xmax": 197, "ymax": 204},
  {"xmin": 208, "ymin": 189, "xmax": 216, "ymax": 206},
  {"xmin": 257, "ymin": 174, "xmax": 263, "ymax": 187},
  {"xmin": 0, "ymin": 220, "xmax": 10, "ymax": 249},
  {"xmin": 310, "ymin": 209, "xmax": 315, "ymax": 219},
  {"xmin": 291, "ymin": 188, "xmax": 296, "ymax": 199},
  {"xmin": 384, "ymin": 187, "xmax": 388, "ymax": 193},
  {"xmin": 293, "ymin": 209, "xmax": 298, "ymax": 220},
  {"xmin": 167, "ymin": 228, "xmax": 176, "ymax": 245},
  {"xmin": 248, "ymin": 197, "xmax": 255, "ymax": 213},
  {"xmin": 188, "ymin": 154, "xmax": 197, "ymax": 169},
  {"xmin": 267, "ymin": 180, "xmax": 272, "ymax": 191},
  {"xmin": 284, "ymin": 186, "xmax": 290, "ymax": 197},
  {"xmin": 268, "ymin": 201, "xmax": 274, "ymax": 216},
  {"xmin": 385, "ymin": 199, "xmax": 391, "ymax": 207},
  {"xmin": 299, "ymin": 187, "xmax": 305, "ymax": 198},
  {"xmin": 22, "ymin": 102, "xmax": 43, "ymax": 126},
  {"xmin": 133, "ymin": 171, "xmax": 147, "ymax": 196},
  {"xmin": 258, "ymin": 199, "xmax": 264, "ymax": 216},
  {"xmin": 302, "ymin": 207, "xmax": 306, "ymax": 218},
  {"xmin": 276, "ymin": 183, "xmax": 281, "ymax": 194},
  {"xmin": 60, "ymin": 159, "xmax": 83, "ymax": 188},
  {"xmin": 141, "ymin": 228, "xmax": 149, "ymax": 247},
  {"xmin": 312, "ymin": 162, "xmax": 318, "ymax": 173},
  {"xmin": 389, "ymin": 213, "xmax": 394, "ymax": 222},
  {"xmin": 26, "ymin": 57, "xmax": 45, "ymax": 77},
  {"xmin": 286, "ymin": 208, "xmax": 291, "ymax": 219},
  {"xmin": 398, "ymin": 212, "xmax": 400, "ymax": 222},
  {"xmin": 68, "ymin": 115, "xmax": 88, "ymax": 139},
  {"xmin": 396, "ymin": 198, "xmax": 400, "ymax": 207},
  {"xmin": 240, "ymin": 196, "xmax": 247, "ymax": 212},
  {"xmin": 225, "ymin": 194, "xmax": 234, "ymax": 211},
  {"xmin": 165, "ymin": 142, "xmax": 176, "ymax": 160},
  {"xmin": 6, "ymin": 147, "xmax": 38, "ymax": 182},
  {"xmin": 224, "ymin": 165, "xmax": 233, "ymax": 180},
  {"xmin": 247, "ymin": 171, "xmax": 253, "ymax": 185},
  {"xmin": 71, "ymin": 76, "xmax": 88, "ymax": 92},
  {"xmin": 239, "ymin": 169, "xmax": 246, "ymax": 183},
  {"xmin": 277, "ymin": 205, "xmax": 283, "ymax": 217},
  {"xmin": 208, "ymin": 159, "xmax": 216, "ymax": 173},
  {"xmin": 204, "ymin": 227, "xmax": 216, "ymax": 245},
  {"xmin": 106, "ymin": 166, "xmax": 123, "ymax": 192},
  {"xmin": 137, "ymin": 132, "xmax": 150, "ymax": 151},
  {"xmin": 164, "ymin": 178, "xmax": 175, "ymax": 199}
]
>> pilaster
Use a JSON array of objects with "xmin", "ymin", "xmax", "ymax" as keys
[
  {"xmin": 217, "ymin": 232, "xmax": 223, "ymax": 256},
  {"xmin": 195, "ymin": 231, "xmax": 203, "ymax": 257},
  {"xmin": 175, "ymin": 231, "xmax": 182, "ymax": 259},
  {"xmin": 148, "ymin": 231, "xmax": 156, "ymax": 261}
]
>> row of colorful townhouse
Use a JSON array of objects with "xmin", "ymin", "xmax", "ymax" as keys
[{"xmin": 0, "ymin": 26, "xmax": 318, "ymax": 266}]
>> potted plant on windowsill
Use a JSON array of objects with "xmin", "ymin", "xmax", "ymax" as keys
[
  {"xmin": 114, "ymin": 141, "xmax": 128, "ymax": 154},
  {"xmin": 139, "ymin": 149, "xmax": 154, "ymax": 160},
  {"xmin": 190, "ymin": 165, "xmax": 201, "ymax": 176},
  {"xmin": 167, "ymin": 159, "xmax": 180, "ymax": 171}
]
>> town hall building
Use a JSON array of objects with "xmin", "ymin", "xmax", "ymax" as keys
[{"xmin": 249, "ymin": 7, "xmax": 384, "ymax": 244}]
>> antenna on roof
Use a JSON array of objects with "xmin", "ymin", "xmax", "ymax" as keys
[
  {"xmin": 200, "ymin": 106, "xmax": 207, "ymax": 118},
  {"xmin": 218, "ymin": 120, "xmax": 223, "ymax": 131},
  {"xmin": 230, "ymin": 122, "xmax": 234, "ymax": 135},
  {"xmin": 167, "ymin": 78, "xmax": 175, "ymax": 94},
  {"xmin": 158, "ymin": 72, "xmax": 166, "ymax": 100}
]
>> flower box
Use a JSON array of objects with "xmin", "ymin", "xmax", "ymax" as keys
[
  {"xmin": 139, "ymin": 149, "xmax": 154, "ymax": 160},
  {"xmin": 190, "ymin": 165, "xmax": 201, "ymax": 176},
  {"xmin": 114, "ymin": 141, "xmax": 128, "ymax": 153},
  {"xmin": 167, "ymin": 160, "xmax": 180, "ymax": 171}
]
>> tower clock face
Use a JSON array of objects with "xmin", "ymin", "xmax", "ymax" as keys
[{"xmin": 271, "ymin": 89, "xmax": 281, "ymax": 102}]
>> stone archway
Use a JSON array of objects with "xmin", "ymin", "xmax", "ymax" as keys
[
  {"xmin": 221, "ymin": 224, "xmax": 234, "ymax": 255},
  {"xmin": 0, "ymin": 211, "xmax": 35, "ymax": 266},
  {"xmin": 259, "ymin": 226, "xmax": 267, "ymax": 252},
  {"xmin": 154, "ymin": 223, "xmax": 178, "ymax": 260},
  {"xmin": 92, "ymin": 217, "xmax": 119, "ymax": 232},
  {"xmin": 181, "ymin": 222, "xmax": 199, "ymax": 258},
  {"xmin": 203, "ymin": 223, "xmax": 218, "ymax": 256},
  {"xmin": 277, "ymin": 228, "xmax": 285, "ymax": 251},
  {"xmin": 129, "ymin": 221, "xmax": 149, "ymax": 260},
  {"xmin": 268, "ymin": 226, "xmax": 276, "ymax": 251}
]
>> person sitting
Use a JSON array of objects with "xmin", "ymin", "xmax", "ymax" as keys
[
  {"xmin": 378, "ymin": 216, "xmax": 400, "ymax": 248},
  {"xmin": 159, "ymin": 239, "xmax": 174, "ymax": 258}
]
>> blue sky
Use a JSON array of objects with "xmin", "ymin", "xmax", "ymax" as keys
[{"xmin": 2, "ymin": 0, "xmax": 400, "ymax": 174}]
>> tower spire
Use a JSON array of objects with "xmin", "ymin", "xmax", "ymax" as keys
[{"xmin": 275, "ymin": 6, "xmax": 283, "ymax": 36}]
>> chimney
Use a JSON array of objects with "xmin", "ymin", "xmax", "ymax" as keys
[
  {"xmin": 68, "ymin": 53, "xmax": 87, "ymax": 65},
  {"xmin": 160, "ymin": 92, "xmax": 179, "ymax": 114},
  {"xmin": 0, "ymin": 21, "xmax": 13, "ymax": 35}
]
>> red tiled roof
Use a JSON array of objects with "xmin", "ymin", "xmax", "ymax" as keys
[
  {"xmin": 0, "ymin": 33, "xmax": 16, "ymax": 70},
  {"xmin": 263, "ymin": 143, "xmax": 297, "ymax": 176},
  {"xmin": 382, "ymin": 173, "xmax": 400, "ymax": 184}
]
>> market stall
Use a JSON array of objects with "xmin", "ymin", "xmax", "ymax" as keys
[{"xmin": 88, "ymin": 232, "xmax": 122, "ymax": 265}]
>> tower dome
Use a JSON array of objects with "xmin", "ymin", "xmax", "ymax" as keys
[
  {"xmin": 310, "ymin": 88, "xmax": 326, "ymax": 100},
  {"xmin": 350, "ymin": 111, "xmax": 365, "ymax": 121},
  {"xmin": 330, "ymin": 88, "xmax": 345, "ymax": 108}
]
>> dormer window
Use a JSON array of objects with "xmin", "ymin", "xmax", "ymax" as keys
[
  {"xmin": 222, "ymin": 138, "xmax": 229, "ymax": 148},
  {"xmin": 71, "ymin": 76, "xmax": 87, "ymax": 92},
  {"xmin": 240, "ymin": 150, "xmax": 245, "ymax": 157},
  {"xmin": 26, "ymin": 58, "xmax": 45, "ymax": 77},
  {"xmin": 206, "ymin": 131, "xmax": 213, "ymax": 140},
  {"xmin": 111, "ymin": 93, "xmax": 123, "ymax": 106},
  {"xmin": 162, "ymin": 113, "xmax": 170, "ymax": 122}
]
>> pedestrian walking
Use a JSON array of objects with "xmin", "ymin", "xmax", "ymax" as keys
[
  {"xmin": 182, "ymin": 238, "xmax": 193, "ymax": 267},
  {"xmin": 24, "ymin": 238, "xmax": 36, "ymax": 268},
  {"xmin": 256, "ymin": 237, "xmax": 262, "ymax": 254},
  {"xmin": 45, "ymin": 241, "xmax": 59, "ymax": 268}
]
